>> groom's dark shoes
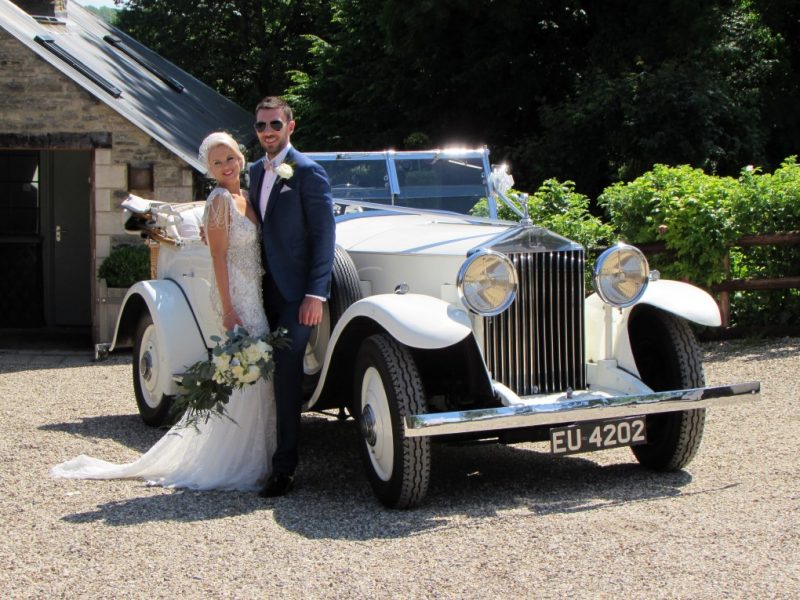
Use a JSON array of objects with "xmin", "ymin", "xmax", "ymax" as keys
[{"xmin": 259, "ymin": 473, "xmax": 294, "ymax": 497}]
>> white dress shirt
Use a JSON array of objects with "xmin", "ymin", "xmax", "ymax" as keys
[{"xmin": 259, "ymin": 143, "xmax": 292, "ymax": 219}]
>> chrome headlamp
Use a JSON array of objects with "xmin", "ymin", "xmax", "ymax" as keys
[
  {"xmin": 593, "ymin": 242, "xmax": 650, "ymax": 307},
  {"xmin": 457, "ymin": 250, "xmax": 518, "ymax": 316}
]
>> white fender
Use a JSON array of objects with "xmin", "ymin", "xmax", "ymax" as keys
[
  {"xmin": 639, "ymin": 279, "xmax": 722, "ymax": 326},
  {"xmin": 307, "ymin": 293, "xmax": 474, "ymax": 407},
  {"xmin": 112, "ymin": 280, "xmax": 207, "ymax": 396},
  {"xmin": 585, "ymin": 279, "xmax": 721, "ymax": 377},
  {"xmin": 339, "ymin": 293, "xmax": 473, "ymax": 349}
]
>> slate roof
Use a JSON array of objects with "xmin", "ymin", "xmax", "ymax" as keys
[{"xmin": 0, "ymin": 0, "xmax": 255, "ymax": 171}]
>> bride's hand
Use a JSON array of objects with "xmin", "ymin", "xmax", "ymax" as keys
[{"xmin": 223, "ymin": 309, "xmax": 243, "ymax": 332}]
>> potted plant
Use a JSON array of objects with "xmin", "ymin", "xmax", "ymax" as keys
[{"xmin": 97, "ymin": 244, "xmax": 151, "ymax": 343}]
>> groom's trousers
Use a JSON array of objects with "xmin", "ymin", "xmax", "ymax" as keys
[{"xmin": 262, "ymin": 271, "xmax": 312, "ymax": 477}]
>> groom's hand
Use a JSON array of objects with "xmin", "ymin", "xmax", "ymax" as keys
[{"xmin": 298, "ymin": 296, "xmax": 323, "ymax": 327}]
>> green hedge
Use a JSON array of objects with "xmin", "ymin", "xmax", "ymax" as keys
[
  {"xmin": 598, "ymin": 158, "xmax": 800, "ymax": 327},
  {"xmin": 98, "ymin": 244, "xmax": 150, "ymax": 288},
  {"xmin": 473, "ymin": 158, "xmax": 800, "ymax": 328},
  {"xmin": 598, "ymin": 164, "xmax": 739, "ymax": 287}
]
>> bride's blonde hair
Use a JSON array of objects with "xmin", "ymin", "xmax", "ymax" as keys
[{"xmin": 198, "ymin": 132, "xmax": 245, "ymax": 175}]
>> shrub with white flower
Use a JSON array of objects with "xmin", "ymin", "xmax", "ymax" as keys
[{"xmin": 172, "ymin": 325, "xmax": 289, "ymax": 428}]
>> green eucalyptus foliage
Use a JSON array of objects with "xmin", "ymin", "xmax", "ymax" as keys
[{"xmin": 98, "ymin": 244, "xmax": 150, "ymax": 288}]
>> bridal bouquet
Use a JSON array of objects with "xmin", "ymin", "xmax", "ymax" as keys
[{"xmin": 172, "ymin": 326, "xmax": 289, "ymax": 428}]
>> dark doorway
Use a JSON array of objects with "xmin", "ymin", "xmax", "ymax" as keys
[
  {"xmin": 0, "ymin": 151, "xmax": 43, "ymax": 327},
  {"xmin": 0, "ymin": 150, "xmax": 91, "ymax": 333}
]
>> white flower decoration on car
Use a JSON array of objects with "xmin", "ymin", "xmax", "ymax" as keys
[
  {"xmin": 275, "ymin": 162, "xmax": 294, "ymax": 180},
  {"xmin": 489, "ymin": 164, "xmax": 514, "ymax": 196}
]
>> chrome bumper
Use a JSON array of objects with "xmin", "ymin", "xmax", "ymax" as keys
[{"xmin": 404, "ymin": 381, "xmax": 760, "ymax": 438}]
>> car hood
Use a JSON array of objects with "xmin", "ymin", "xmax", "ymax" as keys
[
  {"xmin": 335, "ymin": 212, "xmax": 582, "ymax": 256},
  {"xmin": 335, "ymin": 213, "xmax": 508, "ymax": 256}
]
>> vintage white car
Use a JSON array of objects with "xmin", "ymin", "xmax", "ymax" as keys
[{"xmin": 108, "ymin": 148, "xmax": 759, "ymax": 508}]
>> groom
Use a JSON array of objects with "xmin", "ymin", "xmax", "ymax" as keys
[{"xmin": 248, "ymin": 96, "xmax": 336, "ymax": 497}]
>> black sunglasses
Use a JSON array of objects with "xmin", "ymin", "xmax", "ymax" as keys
[{"xmin": 254, "ymin": 120, "xmax": 285, "ymax": 132}]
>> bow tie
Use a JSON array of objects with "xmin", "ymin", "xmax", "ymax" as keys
[{"xmin": 264, "ymin": 160, "xmax": 277, "ymax": 172}]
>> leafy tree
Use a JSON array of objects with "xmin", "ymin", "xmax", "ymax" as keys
[
  {"xmin": 111, "ymin": 0, "xmax": 799, "ymax": 196},
  {"xmin": 521, "ymin": 1, "xmax": 784, "ymax": 196},
  {"xmin": 288, "ymin": 0, "xmax": 589, "ymax": 154},
  {"xmin": 114, "ymin": 0, "xmax": 332, "ymax": 112},
  {"xmin": 289, "ymin": 0, "xmax": 792, "ymax": 194},
  {"xmin": 751, "ymin": 0, "xmax": 800, "ymax": 170}
]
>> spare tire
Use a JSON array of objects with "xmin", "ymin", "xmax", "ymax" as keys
[{"xmin": 304, "ymin": 245, "xmax": 363, "ymax": 388}]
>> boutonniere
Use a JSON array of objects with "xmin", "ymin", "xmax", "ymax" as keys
[{"xmin": 275, "ymin": 162, "xmax": 294, "ymax": 180}]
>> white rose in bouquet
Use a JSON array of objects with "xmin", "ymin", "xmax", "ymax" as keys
[{"xmin": 239, "ymin": 365, "xmax": 261, "ymax": 384}]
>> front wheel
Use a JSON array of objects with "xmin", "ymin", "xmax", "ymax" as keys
[
  {"xmin": 628, "ymin": 308, "xmax": 706, "ymax": 470},
  {"xmin": 132, "ymin": 312, "xmax": 175, "ymax": 427},
  {"xmin": 353, "ymin": 334, "xmax": 430, "ymax": 509}
]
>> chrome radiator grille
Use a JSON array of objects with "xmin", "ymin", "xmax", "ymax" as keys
[{"xmin": 483, "ymin": 250, "xmax": 586, "ymax": 396}]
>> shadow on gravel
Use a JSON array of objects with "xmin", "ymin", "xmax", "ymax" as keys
[
  {"xmin": 55, "ymin": 413, "xmax": 705, "ymax": 537},
  {"xmin": 268, "ymin": 424, "xmax": 698, "ymax": 540},
  {"xmin": 41, "ymin": 415, "xmax": 165, "ymax": 454},
  {"xmin": 61, "ymin": 489, "xmax": 264, "ymax": 526}
]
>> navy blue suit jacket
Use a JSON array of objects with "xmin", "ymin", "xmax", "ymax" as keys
[{"xmin": 248, "ymin": 148, "xmax": 335, "ymax": 302}]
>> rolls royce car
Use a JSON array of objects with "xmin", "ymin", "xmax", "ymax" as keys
[{"xmin": 107, "ymin": 148, "xmax": 759, "ymax": 508}]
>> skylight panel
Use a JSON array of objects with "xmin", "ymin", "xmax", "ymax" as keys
[
  {"xmin": 103, "ymin": 35, "xmax": 185, "ymax": 93},
  {"xmin": 34, "ymin": 34, "xmax": 122, "ymax": 98}
]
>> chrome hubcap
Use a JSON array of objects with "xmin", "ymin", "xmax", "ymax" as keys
[
  {"xmin": 361, "ymin": 405, "xmax": 377, "ymax": 446},
  {"xmin": 140, "ymin": 351, "xmax": 152, "ymax": 382},
  {"xmin": 138, "ymin": 323, "xmax": 162, "ymax": 408}
]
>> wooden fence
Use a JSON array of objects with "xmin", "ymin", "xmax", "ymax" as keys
[{"xmin": 635, "ymin": 230, "xmax": 800, "ymax": 328}]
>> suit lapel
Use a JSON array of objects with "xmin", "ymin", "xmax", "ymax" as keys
[
  {"xmin": 249, "ymin": 159, "xmax": 265, "ymax": 225},
  {"xmin": 264, "ymin": 177, "xmax": 283, "ymax": 222}
]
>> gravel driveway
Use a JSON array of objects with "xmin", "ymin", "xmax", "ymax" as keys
[{"xmin": 0, "ymin": 337, "xmax": 797, "ymax": 599}]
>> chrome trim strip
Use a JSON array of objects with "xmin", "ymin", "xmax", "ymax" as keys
[{"xmin": 403, "ymin": 381, "xmax": 760, "ymax": 437}]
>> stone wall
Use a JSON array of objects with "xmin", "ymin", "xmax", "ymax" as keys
[{"xmin": 0, "ymin": 28, "xmax": 195, "ymax": 266}]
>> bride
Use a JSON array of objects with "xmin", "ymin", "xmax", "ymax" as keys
[{"xmin": 52, "ymin": 132, "xmax": 276, "ymax": 491}]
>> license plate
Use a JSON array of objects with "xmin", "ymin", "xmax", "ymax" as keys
[{"xmin": 550, "ymin": 417, "xmax": 647, "ymax": 455}]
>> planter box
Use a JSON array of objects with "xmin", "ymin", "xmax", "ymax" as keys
[{"xmin": 96, "ymin": 278, "xmax": 128, "ymax": 344}]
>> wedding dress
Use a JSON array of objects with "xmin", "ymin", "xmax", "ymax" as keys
[{"xmin": 52, "ymin": 188, "xmax": 276, "ymax": 491}]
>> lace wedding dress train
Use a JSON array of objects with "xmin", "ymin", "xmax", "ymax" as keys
[{"xmin": 52, "ymin": 188, "xmax": 276, "ymax": 491}]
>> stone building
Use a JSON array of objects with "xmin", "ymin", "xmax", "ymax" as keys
[{"xmin": 0, "ymin": 0, "xmax": 254, "ymax": 344}]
